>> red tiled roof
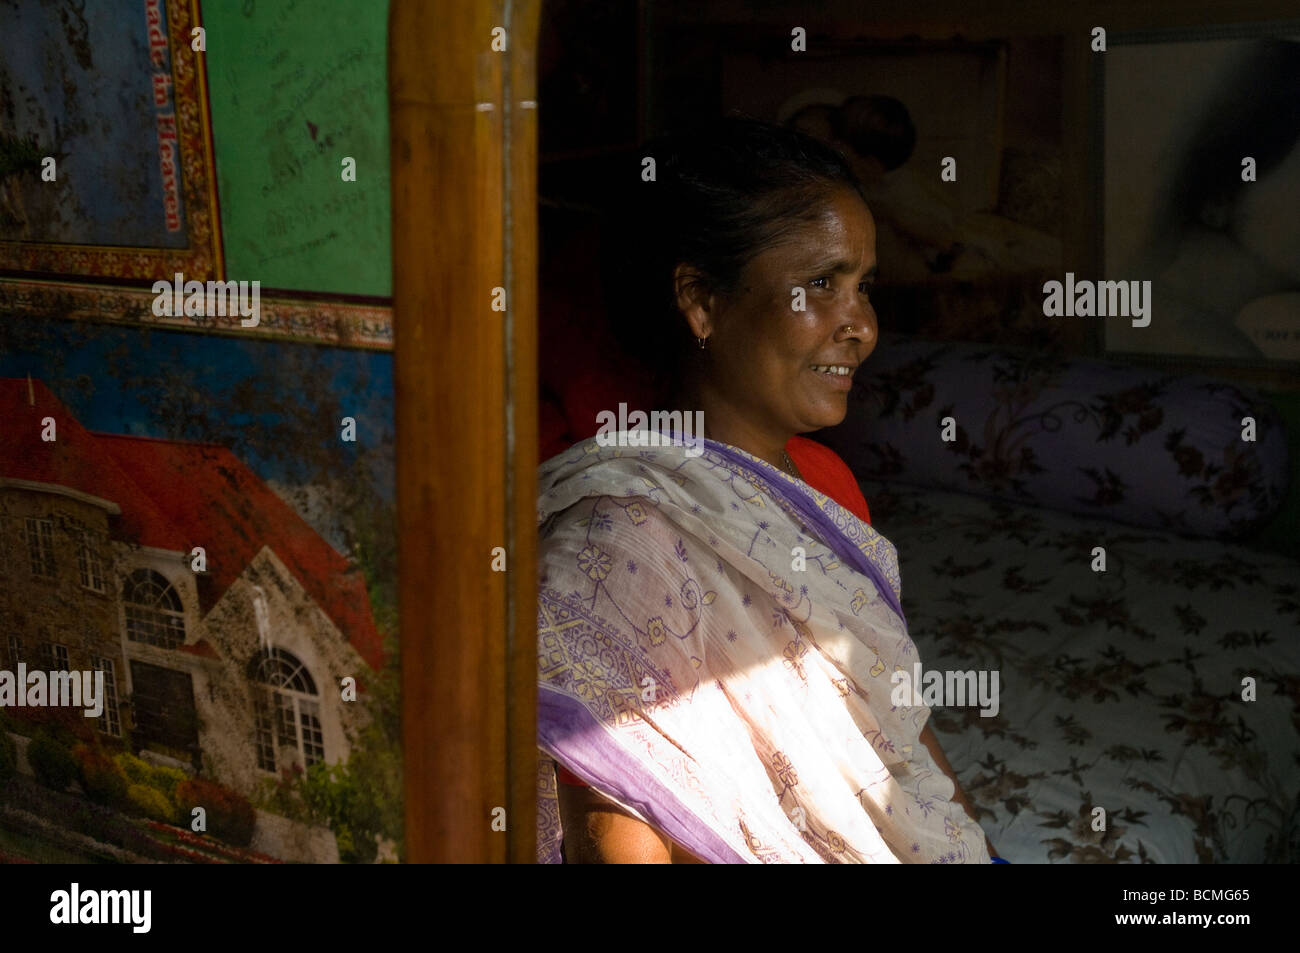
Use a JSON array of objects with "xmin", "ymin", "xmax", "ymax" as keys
[
  {"xmin": 0, "ymin": 378, "xmax": 184, "ymax": 548},
  {"xmin": 0, "ymin": 379, "xmax": 382, "ymax": 668},
  {"xmin": 96, "ymin": 433, "xmax": 383, "ymax": 668}
]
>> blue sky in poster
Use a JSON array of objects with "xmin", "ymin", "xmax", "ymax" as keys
[{"xmin": 0, "ymin": 323, "xmax": 395, "ymax": 534}]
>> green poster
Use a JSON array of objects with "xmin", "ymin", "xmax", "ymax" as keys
[{"xmin": 204, "ymin": 0, "xmax": 391, "ymax": 296}]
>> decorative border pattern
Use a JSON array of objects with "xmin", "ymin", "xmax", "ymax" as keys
[{"xmin": 0, "ymin": 278, "xmax": 392, "ymax": 350}]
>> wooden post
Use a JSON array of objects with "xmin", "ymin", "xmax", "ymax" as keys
[{"xmin": 391, "ymin": 0, "xmax": 539, "ymax": 863}]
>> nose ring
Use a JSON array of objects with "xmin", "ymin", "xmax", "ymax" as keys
[{"xmin": 841, "ymin": 324, "xmax": 856, "ymax": 335}]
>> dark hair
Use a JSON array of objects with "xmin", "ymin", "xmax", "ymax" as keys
[
  {"xmin": 832, "ymin": 95, "xmax": 916, "ymax": 171},
  {"xmin": 598, "ymin": 114, "xmax": 868, "ymax": 403}
]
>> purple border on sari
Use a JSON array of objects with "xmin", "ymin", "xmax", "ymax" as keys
[
  {"xmin": 693, "ymin": 436, "xmax": 906, "ymax": 622},
  {"xmin": 539, "ymin": 686, "xmax": 749, "ymax": 865}
]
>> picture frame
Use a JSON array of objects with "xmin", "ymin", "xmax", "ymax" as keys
[
  {"xmin": 1095, "ymin": 21, "xmax": 1300, "ymax": 373},
  {"xmin": 0, "ymin": 0, "xmax": 221, "ymax": 282}
]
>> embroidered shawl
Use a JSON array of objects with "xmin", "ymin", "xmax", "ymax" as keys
[{"xmin": 536, "ymin": 434, "xmax": 990, "ymax": 864}]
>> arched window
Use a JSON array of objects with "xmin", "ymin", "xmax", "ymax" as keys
[
  {"xmin": 123, "ymin": 569, "xmax": 186, "ymax": 648},
  {"xmin": 250, "ymin": 648, "xmax": 324, "ymax": 772}
]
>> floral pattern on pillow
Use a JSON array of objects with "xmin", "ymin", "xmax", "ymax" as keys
[{"xmin": 821, "ymin": 335, "xmax": 1289, "ymax": 538}]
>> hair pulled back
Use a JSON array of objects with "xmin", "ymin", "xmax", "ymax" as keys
[{"xmin": 598, "ymin": 114, "xmax": 867, "ymax": 402}]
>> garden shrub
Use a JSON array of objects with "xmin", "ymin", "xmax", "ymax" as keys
[
  {"xmin": 73, "ymin": 745, "xmax": 128, "ymax": 809},
  {"xmin": 28, "ymin": 732, "xmax": 78, "ymax": 791},
  {"xmin": 150, "ymin": 765, "xmax": 189, "ymax": 801},
  {"xmin": 69, "ymin": 802, "xmax": 119, "ymax": 845},
  {"xmin": 175, "ymin": 777, "xmax": 256, "ymax": 847},
  {"xmin": 112, "ymin": 752, "xmax": 189, "ymax": 803},
  {"xmin": 125, "ymin": 783, "xmax": 175, "ymax": 824},
  {"xmin": 114, "ymin": 752, "xmax": 155, "ymax": 787},
  {"xmin": 0, "ymin": 725, "xmax": 15, "ymax": 786},
  {"xmin": 2, "ymin": 705, "xmax": 93, "ymax": 745}
]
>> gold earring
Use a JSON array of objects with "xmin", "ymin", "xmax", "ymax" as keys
[{"xmin": 698, "ymin": 336, "xmax": 707, "ymax": 349}]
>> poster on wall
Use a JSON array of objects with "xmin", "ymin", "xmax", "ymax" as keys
[
  {"xmin": 0, "ymin": 0, "xmax": 221, "ymax": 281},
  {"xmin": 0, "ymin": 317, "xmax": 400, "ymax": 863}
]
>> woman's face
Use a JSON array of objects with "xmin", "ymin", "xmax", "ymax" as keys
[{"xmin": 695, "ymin": 187, "xmax": 879, "ymax": 436}]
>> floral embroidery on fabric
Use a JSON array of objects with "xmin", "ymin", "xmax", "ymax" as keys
[{"xmin": 535, "ymin": 436, "xmax": 991, "ymax": 864}]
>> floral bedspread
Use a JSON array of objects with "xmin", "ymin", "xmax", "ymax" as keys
[{"xmin": 861, "ymin": 478, "xmax": 1300, "ymax": 863}]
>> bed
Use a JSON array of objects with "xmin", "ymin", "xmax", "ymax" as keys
[{"xmin": 821, "ymin": 333, "xmax": 1300, "ymax": 863}]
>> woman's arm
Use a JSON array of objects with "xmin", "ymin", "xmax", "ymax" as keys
[
  {"xmin": 919, "ymin": 723, "xmax": 998, "ymax": 858},
  {"xmin": 558, "ymin": 783, "xmax": 704, "ymax": 863}
]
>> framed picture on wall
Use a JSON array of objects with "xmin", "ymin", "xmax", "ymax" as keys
[
  {"xmin": 720, "ymin": 38, "xmax": 1009, "ymax": 215},
  {"xmin": 1097, "ymin": 23, "xmax": 1300, "ymax": 370},
  {"xmin": 0, "ymin": 0, "xmax": 221, "ymax": 281}
]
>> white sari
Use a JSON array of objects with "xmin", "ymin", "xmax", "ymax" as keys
[{"xmin": 536, "ymin": 434, "xmax": 991, "ymax": 864}]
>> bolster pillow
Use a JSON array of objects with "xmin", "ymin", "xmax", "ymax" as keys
[{"xmin": 818, "ymin": 334, "xmax": 1289, "ymax": 538}]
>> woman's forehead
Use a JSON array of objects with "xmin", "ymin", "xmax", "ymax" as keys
[{"xmin": 751, "ymin": 204, "xmax": 876, "ymax": 274}]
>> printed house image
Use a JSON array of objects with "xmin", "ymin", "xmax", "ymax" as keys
[{"xmin": 0, "ymin": 377, "xmax": 383, "ymax": 858}]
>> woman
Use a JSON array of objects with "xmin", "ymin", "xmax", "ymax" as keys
[{"xmin": 537, "ymin": 116, "xmax": 996, "ymax": 863}]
